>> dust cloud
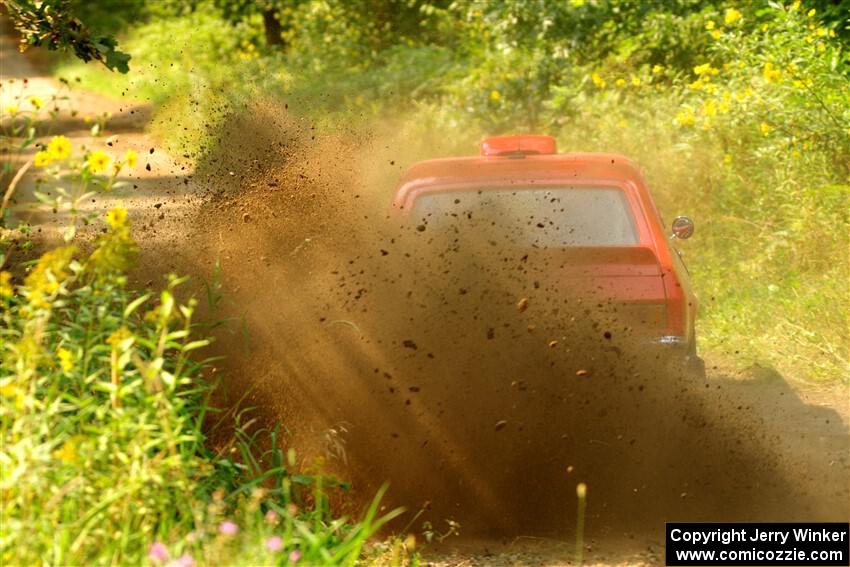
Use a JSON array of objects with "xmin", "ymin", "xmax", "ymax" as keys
[{"xmin": 162, "ymin": 101, "xmax": 848, "ymax": 541}]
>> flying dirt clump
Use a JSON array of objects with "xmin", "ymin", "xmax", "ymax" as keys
[{"xmin": 182, "ymin": 102, "xmax": 848, "ymax": 539}]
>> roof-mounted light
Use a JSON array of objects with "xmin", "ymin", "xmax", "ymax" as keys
[{"xmin": 480, "ymin": 135, "xmax": 557, "ymax": 157}]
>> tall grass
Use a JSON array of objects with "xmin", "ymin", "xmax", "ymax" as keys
[
  {"xmin": 0, "ymin": 218, "xmax": 404, "ymax": 565},
  {"xmin": 0, "ymin": 130, "xmax": 404, "ymax": 564}
]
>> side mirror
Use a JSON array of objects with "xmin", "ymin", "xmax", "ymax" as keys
[{"xmin": 671, "ymin": 215, "xmax": 695, "ymax": 239}]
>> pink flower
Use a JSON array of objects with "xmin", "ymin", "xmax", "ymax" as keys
[
  {"xmin": 265, "ymin": 536, "xmax": 284, "ymax": 552},
  {"xmin": 264, "ymin": 509, "xmax": 279, "ymax": 524},
  {"xmin": 218, "ymin": 520, "xmax": 239, "ymax": 536},
  {"xmin": 288, "ymin": 550, "xmax": 302, "ymax": 563},
  {"xmin": 166, "ymin": 555, "xmax": 195, "ymax": 567},
  {"xmin": 148, "ymin": 541, "xmax": 170, "ymax": 564}
]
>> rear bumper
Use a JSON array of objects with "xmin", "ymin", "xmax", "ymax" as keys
[{"xmin": 651, "ymin": 335, "xmax": 687, "ymax": 347}]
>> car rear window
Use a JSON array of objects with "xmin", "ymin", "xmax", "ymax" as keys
[{"xmin": 410, "ymin": 187, "xmax": 639, "ymax": 247}]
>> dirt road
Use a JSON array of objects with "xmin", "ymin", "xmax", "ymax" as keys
[
  {"xmin": 184, "ymin": 107, "xmax": 848, "ymax": 565},
  {"xmin": 1, "ymin": 14, "xmax": 200, "ymax": 262},
  {"xmin": 2, "ymin": 20, "xmax": 848, "ymax": 567}
]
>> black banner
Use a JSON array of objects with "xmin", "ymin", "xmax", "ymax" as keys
[{"xmin": 666, "ymin": 523, "xmax": 849, "ymax": 566}]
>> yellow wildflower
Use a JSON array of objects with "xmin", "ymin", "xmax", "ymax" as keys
[
  {"xmin": 4, "ymin": 104, "xmax": 18, "ymax": 114},
  {"xmin": 0, "ymin": 271, "xmax": 12, "ymax": 297},
  {"xmin": 124, "ymin": 149, "xmax": 138, "ymax": 169},
  {"xmin": 701, "ymin": 100, "xmax": 717, "ymax": 117},
  {"xmin": 688, "ymin": 79, "xmax": 705, "ymax": 90},
  {"xmin": 107, "ymin": 326, "xmax": 132, "ymax": 348},
  {"xmin": 675, "ymin": 108, "xmax": 696, "ymax": 127},
  {"xmin": 0, "ymin": 381, "xmax": 19, "ymax": 398},
  {"xmin": 24, "ymin": 246, "xmax": 76, "ymax": 308},
  {"xmin": 47, "ymin": 135, "xmax": 72, "ymax": 161},
  {"xmin": 33, "ymin": 151, "xmax": 51, "ymax": 167},
  {"xmin": 829, "ymin": 29, "xmax": 836, "ymax": 38},
  {"xmin": 489, "ymin": 90, "xmax": 501, "ymax": 101},
  {"xmin": 105, "ymin": 207, "xmax": 128, "ymax": 229},
  {"xmin": 615, "ymin": 78, "xmax": 626, "ymax": 88},
  {"xmin": 693, "ymin": 63, "xmax": 718, "ymax": 76},
  {"xmin": 28, "ymin": 95, "xmax": 44, "ymax": 110},
  {"xmin": 723, "ymin": 154, "xmax": 733, "ymax": 164},
  {"xmin": 591, "ymin": 72, "xmax": 606, "ymax": 88},
  {"xmin": 711, "ymin": 29, "xmax": 722, "ymax": 40},
  {"xmin": 630, "ymin": 76, "xmax": 641, "ymax": 87},
  {"xmin": 705, "ymin": 20, "xmax": 715, "ymax": 30},
  {"xmin": 0, "ymin": 381, "xmax": 25, "ymax": 410},
  {"xmin": 87, "ymin": 150, "xmax": 110, "ymax": 173},
  {"xmin": 58, "ymin": 348, "xmax": 74, "ymax": 373},
  {"xmin": 53, "ymin": 436, "xmax": 84, "ymax": 465},
  {"xmin": 807, "ymin": 8, "xmax": 816, "ymax": 17},
  {"xmin": 791, "ymin": 0, "xmax": 801, "ymax": 10},
  {"xmin": 724, "ymin": 8, "xmax": 742, "ymax": 25},
  {"xmin": 763, "ymin": 62, "xmax": 782, "ymax": 83},
  {"xmin": 652, "ymin": 64, "xmax": 664, "ymax": 74},
  {"xmin": 760, "ymin": 122, "xmax": 772, "ymax": 136}
]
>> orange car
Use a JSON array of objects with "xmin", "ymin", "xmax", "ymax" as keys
[{"xmin": 391, "ymin": 134, "xmax": 704, "ymax": 375}]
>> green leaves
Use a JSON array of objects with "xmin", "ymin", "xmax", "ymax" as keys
[
  {"xmin": 97, "ymin": 36, "xmax": 131, "ymax": 74},
  {"xmin": 5, "ymin": 0, "xmax": 131, "ymax": 73}
]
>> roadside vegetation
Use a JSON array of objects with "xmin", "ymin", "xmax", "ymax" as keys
[
  {"xmin": 0, "ymin": 107, "xmax": 406, "ymax": 564},
  {"xmin": 51, "ymin": 0, "xmax": 850, "ymax": 382}
]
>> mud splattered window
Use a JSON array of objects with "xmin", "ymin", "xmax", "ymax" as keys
[{"xmin": 411, "ymin": 187, "xmax": 639, "ymax": 247}]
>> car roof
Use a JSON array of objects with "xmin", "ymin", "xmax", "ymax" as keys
[{"xmin": 393, "ymin": 152, "xmax": 647, "ymax": 209}]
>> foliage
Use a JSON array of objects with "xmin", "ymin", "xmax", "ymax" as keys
[
  {"xmin": 5, "ymin": 0, "xmax": 131, "ymax": 73},
  {"xmin": 0, "ymin": 133, "xmax": 405, "ymax": 565}
]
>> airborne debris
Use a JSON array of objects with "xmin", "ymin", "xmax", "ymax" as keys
[
  {"xmin": 517, "ymin": 297, "xmax": 529, "ymax": 312},
  {"xmin": 576, "ymin": 369, "xmax": 590, "ymax": 376},
  {"xmin": 494, "ymin": 420, "xmax": 508, "ymax": 431}
]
